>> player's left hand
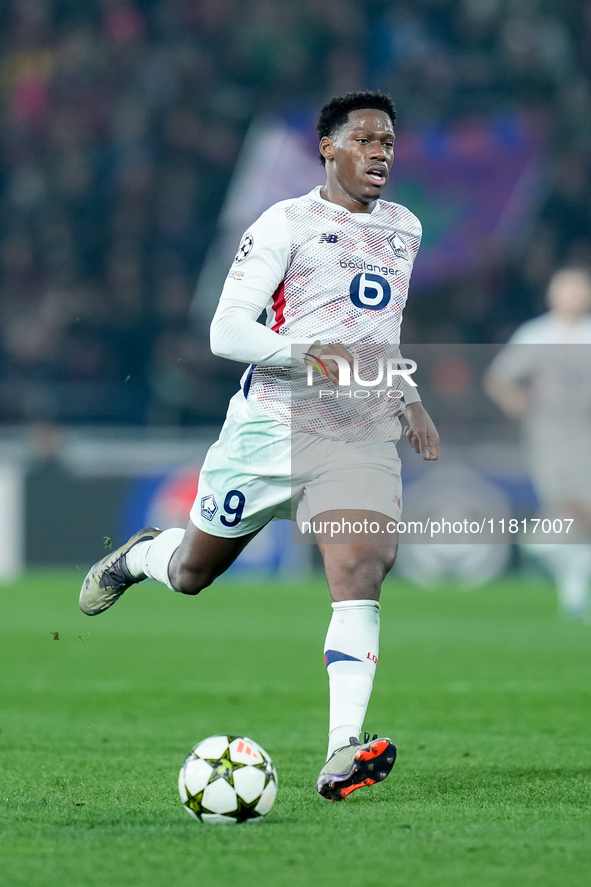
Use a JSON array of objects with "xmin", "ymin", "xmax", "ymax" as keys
[{"xmin": 403, "ymin": 402, "xmax": 439, "ymax": 460}]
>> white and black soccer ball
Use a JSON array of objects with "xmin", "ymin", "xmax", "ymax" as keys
[{"xmin": 178, "ymin": 734, "xmax": 278, "ymax": 824}]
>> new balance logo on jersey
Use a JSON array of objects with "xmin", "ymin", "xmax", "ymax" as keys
[{"xmin": 319, "ymin": 233, "xmax": 339, "ymax": 243}]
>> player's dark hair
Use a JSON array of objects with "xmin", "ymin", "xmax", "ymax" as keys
[{"xmin": 316, "ymin": 91, "xmax": 397, "ymax": 165}]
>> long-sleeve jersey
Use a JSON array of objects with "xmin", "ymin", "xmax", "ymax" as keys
[{"xmin": 210, "ymin": 186, "xmax": 422, "ymax": 441}]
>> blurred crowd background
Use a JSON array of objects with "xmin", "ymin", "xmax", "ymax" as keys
[{"xmin": 2, "ymin": 0, "xmax": 591, "ymax": 426}]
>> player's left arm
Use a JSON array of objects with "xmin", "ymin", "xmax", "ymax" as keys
[
  {"xmin": 403, "ymin": 401, "xmax": 439, "ymax": 461},
  {"xmin": 396, "ymin": 210, "xmax": 437, "ymax": 458}
]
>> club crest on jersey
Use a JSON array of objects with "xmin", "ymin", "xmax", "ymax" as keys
[
  {"xmin": 235, "ymin": 233, "xmax": 254, "ymax": 263},
  {"xmin": 200, "ymin": 494, "xmax": 218, "ymax": 521},
  {"xmin": 387, "ymin": 232, "xmax": 408, "ymax": 258},
  {"xmin": 319, "ymin": 233, "xmax": 339, "ymax": 243}
]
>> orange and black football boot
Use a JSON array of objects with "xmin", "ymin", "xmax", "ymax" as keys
[{"xmin": 316, "ymin": 733, "xmax": 397, "ymax": 801}]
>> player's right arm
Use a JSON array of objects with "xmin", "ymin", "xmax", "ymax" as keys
[
  {"xmin": 483, "ymin": 321, "xmax": 542, "ymax": 419},
  {"xmin": 210, "ymin": 203, "xmax": 317, "ymax": 368}
]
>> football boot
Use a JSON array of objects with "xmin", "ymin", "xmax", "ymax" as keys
[
  {"xmin": 316, "ymin": 733, "xmax": 397, "ymax": 801},
  {"xmin": 79, "ymin": 527, "xmax": 161, "ymax": 616}
]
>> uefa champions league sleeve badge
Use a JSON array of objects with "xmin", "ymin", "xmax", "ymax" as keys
[{"xmin": 234, "ymin": 233, "xmax": 254, "ymax": 263}]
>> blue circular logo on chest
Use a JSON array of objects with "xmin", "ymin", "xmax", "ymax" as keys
[{"xmin": 349, "ymin": 272, "xmax": 391, "ymax": 310}]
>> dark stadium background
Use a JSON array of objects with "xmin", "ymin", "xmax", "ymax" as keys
[
  {"xmin": 1, "ymin": 7, "xmax": 591, "ymax": 887},
  {"xmin": 1, "ymin": 0, "xmax": 591, "ymax": 574}
]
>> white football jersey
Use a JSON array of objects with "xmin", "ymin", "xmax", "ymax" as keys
[
  {"xmin": 490, "ymin": 311, "xmax": 591, "ymax": 427},
  {"xmin": 489, "ymin": 312, "xmax": 591, "ymax": 512},
  {"xmin": 219, "ymin": 186, "xmax": 422, "ymax": 441},
  {"xmin": 506, "ymin": 312, "xmax": 591, "ymax": 346}
]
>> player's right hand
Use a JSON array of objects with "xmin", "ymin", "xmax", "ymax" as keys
[{"xmin": 307, "ymin": 342, "xmax": 355, "ymax": 386}]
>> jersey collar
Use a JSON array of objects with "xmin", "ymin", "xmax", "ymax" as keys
[{"xmin": 310, "ymin": 185, "xmax": 382, "ymax": 217}]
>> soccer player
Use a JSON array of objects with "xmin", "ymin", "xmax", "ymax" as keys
[
  {"xmin": 80, "ymin": 91, "xmax": 440, "ymax": 800},
  {"xmin": 485, "ymin": 266, "xmax": 591, "ymax": 620}
]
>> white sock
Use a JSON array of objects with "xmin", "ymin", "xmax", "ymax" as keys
[
  {"xmin": 529, "ymin": 543, "xmax": 591, "ymax": 618},
  {"xmin": 126, "ymin": 528, "xmax": 185, "ymax": 590},
  {"xmin": 550, "ymin": 544, "xmax": 591, "ymax": 618},
  {"xmin": 323, "ymin": 599, "xmax": 381, "ymax": 759}
]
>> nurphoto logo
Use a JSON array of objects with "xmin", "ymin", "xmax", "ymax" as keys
[{"xmin": 304, "ymin": 353, "xmax": 417, "ymax": 389}]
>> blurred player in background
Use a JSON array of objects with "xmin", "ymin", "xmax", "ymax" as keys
[
  {"xmin": 79, "ymin": 91, "xmax": 439, "ymax": 799},
  {"xmin": 485, "ymin": 267, "xmax": 591, "ymax": 620}
]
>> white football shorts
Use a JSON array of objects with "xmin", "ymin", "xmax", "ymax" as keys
[{"xmin": 190, "ymin": 392, "xmax": 403, "ymax": 537}]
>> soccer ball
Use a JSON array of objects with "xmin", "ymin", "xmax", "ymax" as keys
[{"xmin": 178, "ymin": 734, "xmax": 278, "ymax": 824}]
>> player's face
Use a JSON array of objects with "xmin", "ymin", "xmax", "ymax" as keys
[
  {"xmin": 320, "ymin": 109, "xmax": 395, "ymax": 212},
  {"xmin": 548, "ymin": 271, "xmax": 591, "ymax": 319}
]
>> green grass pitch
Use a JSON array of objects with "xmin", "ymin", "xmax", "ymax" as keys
[{"xmin": 1, "ymin": 569, "xmax": 590, "ymax": 887}]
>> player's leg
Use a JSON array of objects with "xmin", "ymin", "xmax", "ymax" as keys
[
  {"xmin": 79, "ymin": 521, "xmax": 262, "ymax": 616},
  {"xmin": 295, "ymin": 435, "xmax": 402, "ymax": 800},
  {"xmin": 554, "ymin": 499, "xmax": 591, "ymax": 619},
  {"xmin": 552, "ymin": 544, "xmax": 591, "ymax": 619},
  {"xmin": 135, "ymin": 519, "xmax": 265, "ymax": 594},
  {"xmin": 526, "ymin": 542, "xmax": 591, "ymax": 620},
  {"xmin": 526, "ymin": 456, "xmax": 591, "ymax": 619},
  {"xmin": 80, "ymin": 390, "xmax": 292, "ymax": 615},
  {"xmin": 161, "ymin": 519, "xmax": 263, "ymax": 595},
  {"xmin": 314, "ymin": 509, "xmax": 399, "ymax": 800}
]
